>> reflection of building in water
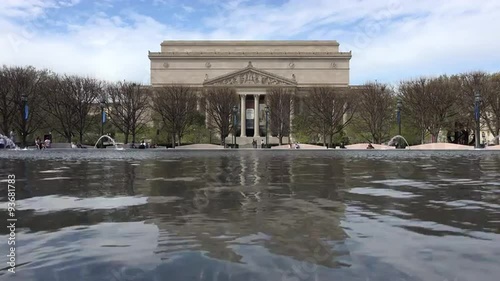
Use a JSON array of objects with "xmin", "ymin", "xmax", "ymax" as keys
[
  {"xmin": 143, "ymin": 154, "xmax": 349, "ymax": 268},
  {"xmin": 238, "ymin": 151, "xmax": 263, "ymax": 186}
]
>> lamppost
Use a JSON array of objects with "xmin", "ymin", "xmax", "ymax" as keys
[
  {"xmin": 396, "ymin": 98, "xmax": 402, "ymax": 136},
  {"xmin": 232, "ymin": 105, "xmax": 238, "ymax": 148},
  {"xmin": 21, "ymin": 94, "xmax": 28, "ymax": 147},
  {"xmin": 100, "ymin": 97, "xmax": 106, "ymax": 148},
  {"xmin": 265, "ymin": 106, "xmax": 269, "ymax": 147},
  {"xmin": 474, "ymin": 90, "xmax": 481, "ymax": 149}
]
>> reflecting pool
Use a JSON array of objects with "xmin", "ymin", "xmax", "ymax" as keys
[{"xmin": 0, "ymin": 149, "xmax": 499, "ymax": 281}]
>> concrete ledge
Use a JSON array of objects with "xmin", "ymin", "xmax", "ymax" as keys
[
  {"xmin": 47, "ymin": 143, "xmax": 72, "ymax": 149},
  {"xmin": 176, "ymin": 144, "xmax": 225, "ymax": 149}
]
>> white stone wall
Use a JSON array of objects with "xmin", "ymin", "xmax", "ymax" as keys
[{"xmin": 149, "ymin": 41, "xmax": 351, "ymax": 88}]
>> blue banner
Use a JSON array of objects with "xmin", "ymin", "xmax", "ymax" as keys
[
  {"xmin": 474, "ymin": 103, "xmax": 480, "ymax": 122},
  {"xmin": 396, "ymin": 110, "xmax": 401, "ymax": 125},
  {"xmin": 24, "ymin": 104, "xmax": 29, "ymax": 120},
  {"xmin": 102, "ymin": 111, "xmax": 106, "ymax": 123}
]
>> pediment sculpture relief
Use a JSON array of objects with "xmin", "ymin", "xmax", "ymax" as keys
[{"xmin": 212, "ymin": 70, "xmax": 290, "ymax": 86}]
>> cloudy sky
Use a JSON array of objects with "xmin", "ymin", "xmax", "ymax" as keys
[{"xmin": 1, "ymin": 0, "xmax": 499, "ymax": 85}]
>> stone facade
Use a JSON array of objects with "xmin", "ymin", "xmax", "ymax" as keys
[{"xmin": 148, "ymin": 40, "xmax": 352, "ymax": 144}]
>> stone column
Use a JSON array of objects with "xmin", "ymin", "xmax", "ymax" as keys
[
  {"xmin": 253, "ymin": 94, "xmax": 260, "ymax": 138},
  {"xmin": 240, "ymin": 94, "xmax": 246, "ymax": 137}
]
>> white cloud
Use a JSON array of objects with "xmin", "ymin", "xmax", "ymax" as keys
[
  {"xmin": 0, "ymin": 0, "xmax": 499, "ymax": 85},
  {"xmin": 181, "ymin": 4, "xmax": 194, "ymax": 13}
]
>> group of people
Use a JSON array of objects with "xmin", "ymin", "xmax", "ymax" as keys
[
  {"xmin": 132, "ymin": 140, "xmax": 157, "ymax": 149},
  {"xmin": 250, "ymin": 139, "xmax": 303, "ymax": 149},
  {"xmin": 35, "ymin": 137, "xmax": 51, "ymax": 149},
  {"xmin": 251, "ymin": 139, "xmax": 265, "ymax": 148}
]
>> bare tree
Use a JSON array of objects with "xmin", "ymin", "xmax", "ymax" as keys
[
  {"xmin": 303, "ymin": 87, "xmax": 356, "ymax": 147},
  {"xmin": 266, "ymin": 87, "xmax": 294, "ymax": 145},
  {"xmin": 67, "ymin": 76, "xmax": 103, "ymax": 143},
  {"xmin": 105, "ymin": 81, "xmax": 150, "ymax": 144},
  {"xmin": 424, "ymin": 76, "xmax": 458, "ymax": 142},
  {"xmin": 2, "ymin": 66, "xmax": 48, "ymax": 146},
  {"xmin": 0, "ymin": 66, "xmax": 16, "ymax": 135},
  {"xmin": 355, "ymin": 82, "xmax": 395, "ymax": 144},
  {"xmin": 152, "ymin": 85, "xmax": 198, "ymax": 148},
  {"xmin": 453, "ymin": 72, "xmax": 490, "ymax": 145},
  {"xmin": 400, "ymin": 76, "xmax": 458, "ymax": 143},
  {"xmin": 204, "ymin": 87, "xmax": 238, "ymax": 146},
  {"xmin": 42, "ymin": 74, "xmax": 79, "ymax": 143},
  {"xmin": 399, "ymin": 78, "xmax": 430, "ymax": 144}
]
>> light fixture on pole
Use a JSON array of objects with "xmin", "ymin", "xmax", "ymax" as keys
[
  {"xmin": 21, "ymin": 94, "xmax": 28, "ymax": 147},
  {"xmin": 396, "ymin": 97, "xmax": 402, "ymax": 136},
  {"xmin": 232, "ymin": 105, "xmax": 238, "ymax": 148},
  {"xmin": 100, "ymin": 98, "xmax": 106, "ymax": 148},
  {"xmin": 474, "ymin": 90, "xmax": 481, "ymax": 149},
  {"xmin": 265, "ymin": 106, "xmax": 269, "ymax": 147}
]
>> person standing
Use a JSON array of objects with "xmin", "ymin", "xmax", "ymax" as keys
[
  {"xmin": 261, "ymin": 139, "xmax": 264, "ymax": 148},
  {"xmin": 35, "ymin": 137, "xmax": 41, "ymax": 149}
]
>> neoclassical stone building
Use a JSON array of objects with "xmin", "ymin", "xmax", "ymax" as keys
[{"xmin": 148, "ymin": 40, "xmax": 351, "ymax": 143}]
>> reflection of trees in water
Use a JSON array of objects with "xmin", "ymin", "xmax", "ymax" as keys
[{"xmin": 348, "ymin": 155, "xmax": 500, "ymax": 234}]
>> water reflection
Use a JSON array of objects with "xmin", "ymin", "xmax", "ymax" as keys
[{"xmin": 0, "ymin": 151, "xmax": 499, "ymax": 280}]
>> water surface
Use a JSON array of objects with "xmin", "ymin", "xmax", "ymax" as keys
[{"xmin": 0, "ymin": 150, "xmax": 499, "ymax": 281}]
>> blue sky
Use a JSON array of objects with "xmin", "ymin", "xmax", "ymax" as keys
[{"xmin": 1, "ymin": 0, "xmax": 499, "ymax": 85}]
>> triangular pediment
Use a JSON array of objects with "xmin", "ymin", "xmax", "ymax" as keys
[{"xmin": 203, "ymin": 64, "xmax": 297, "ymax": 87}]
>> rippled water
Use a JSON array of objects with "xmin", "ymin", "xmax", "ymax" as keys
[{"xmin": 1, "ymin": 149, "xmax": 500, "ymax": 281}]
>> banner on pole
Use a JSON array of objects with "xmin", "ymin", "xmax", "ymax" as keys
[
  {"xmin": 24, "ymin": 104, "xmax": 29, "ymax": 120},
  {"xmin": 102, "ymin": 111, "xmax": 106, "ymax": 123}
]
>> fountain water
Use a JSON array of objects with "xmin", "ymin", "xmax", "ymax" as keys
[
  {"xmin": 0, "ymin": 134, "xmax": 16, "ymax": 149},
  {"xmin": 387, "ymin": 135, "xmax": 410, "ymax": 149},
  {"xmin": 491, "ymin": 135, "xmax": 499, "ymax": 143},
  {"xmin": 93, "ymin": 135, "xmax": 123, "ymax": 150}
]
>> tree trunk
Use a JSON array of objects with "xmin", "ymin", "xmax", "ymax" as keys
[
  {"xmin": 124, "ymin": 133, "xmax": 129, "ymax": 144},
  {"xmin": 22, "ymin": 133, "xmax": 27, "ymax": 148},
  {"xmin": 278, "ymin": 135, "xmax": 282, "ymax": 145},
  {"xmin": 431, "ymin": 133, "xmax": 438, "ymax": 143},
  {"xmin": 221, "ymin": 136, "xmax": 225, "ymax": 147},
  {"xmin": 1, "ymin": 124, "xmax": 9, "ymax": 136},
  {"xmin": 79, "ymin": 132, "xmax": 84, "ymax": 144},
  {"xmin": 67, "ymin": 135, "xmax": 72, "ymax": 143},
  {"xmin": 171, "ymin": 134, "xmax": 176, "ymax": 149}
]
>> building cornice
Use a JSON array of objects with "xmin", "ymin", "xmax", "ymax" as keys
[
  {"xmin": 148, "ymin": 51, "xmax": 352, "ymax": 59},
  {"xmin": 160, "ymin": 40, "xmax": 340, "ymax": 46}
]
